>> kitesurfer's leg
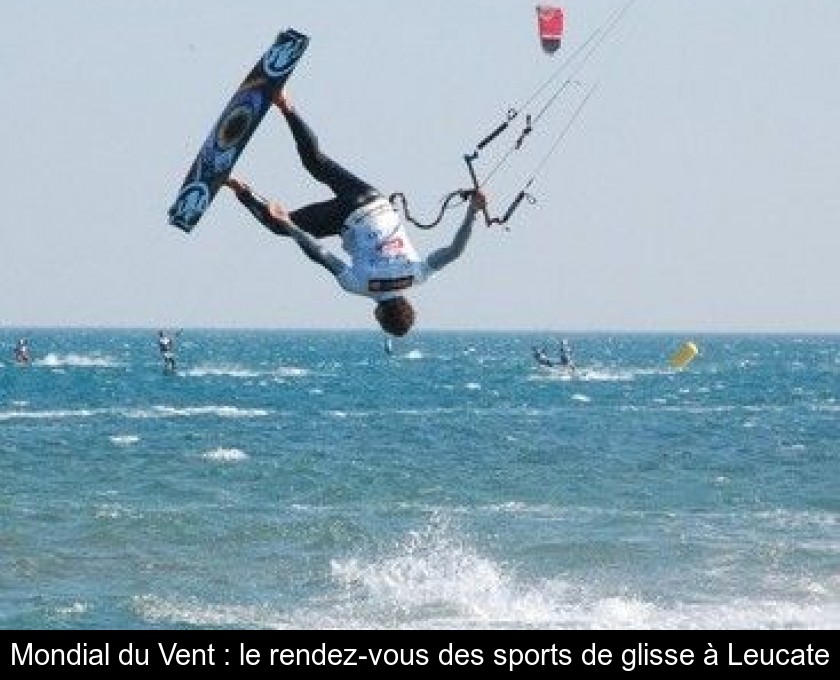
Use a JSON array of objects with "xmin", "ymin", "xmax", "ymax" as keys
[
  {"xmin": 274, "ymin": 89, "xmax": 378, "ymax": 205},
  {"xmin": 287, "ymin": 199, "xmax": 350, "ymax": 239}
]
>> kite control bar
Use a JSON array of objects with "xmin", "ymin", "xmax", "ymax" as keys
[{"xmin": 463, "ymin": 153, "xmax": 534, "ymax": 228}]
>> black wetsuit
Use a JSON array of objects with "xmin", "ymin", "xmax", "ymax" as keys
[{"xmin": 238, "ymin": 108, "xmax": 381, "ymax": 238}]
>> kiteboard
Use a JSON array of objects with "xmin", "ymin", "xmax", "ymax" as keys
[{"xmin": 168, "ymin": 28, "xmax": 310, "ymax": 233}]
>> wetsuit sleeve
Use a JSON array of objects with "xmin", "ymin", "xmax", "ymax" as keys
[
  {"xmin": 425, "ymin": 201, "xmax": 481, "ymax": 272},
  {"xmin": 235, "ymin": 188, "xmax": 285, "ymax": 236},
  {"xmin": 287, "ymin": 225, "xmax": 346, "ymax": 276},
  {"xmin": 235, "ymin": 175, "xmax": 344, "ymax": 239},
  {"xmin": 234, "ymin": 187, "xmax": 346, "ymax": 276}
]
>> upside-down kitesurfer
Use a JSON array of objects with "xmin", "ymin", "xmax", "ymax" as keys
[{"xmin": 224, "ymin": 88, "xmax": 487, "ymax": 337}]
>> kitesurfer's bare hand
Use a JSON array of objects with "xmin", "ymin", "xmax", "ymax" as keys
[
  {"xmin": 267, "ymin": 201, "xmax": 289, "ymax": 221},
  {"xmin": 267, "ymin": 201, "xmax": 293, "ymax": 235},
  {"xmin": 469, "ymin": 189, "xmax": 487, "ymax": 212},
  {"xmin": 273, "ymin": 88, "xmax": 293, "ymax": 114}
]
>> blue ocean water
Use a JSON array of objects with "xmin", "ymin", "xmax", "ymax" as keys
[{"xmin": 1, "ymin": 329, "xmax": 837, "ymax": 630}]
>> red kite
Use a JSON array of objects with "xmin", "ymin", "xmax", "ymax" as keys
[{"xmin": 536, "ymin": 5, "xmax": 564, "ymax": 54}]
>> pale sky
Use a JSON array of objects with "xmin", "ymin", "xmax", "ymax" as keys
[{"xmin": 2, "ymin": 0, "xmax": 839, "ymax": 332}]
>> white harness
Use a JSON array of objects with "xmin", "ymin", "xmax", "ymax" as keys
[{"xmin": 336, "ymin": 198, "xmax": 430, "ymax": 300}]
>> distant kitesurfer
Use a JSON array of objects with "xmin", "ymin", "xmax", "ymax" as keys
[
  {"xmin": 558, "ymin": 338, "xmax": 574, "ymax": 369},
  {"xmin": 158, "ymin": 330, "xmax": 176, "ymax": 372},
  {"xmin": 532, "ymin": 346, "xmax": 554, "ymax": 368},
  {"xmin": 224, "ymin": 88, "xmax": 487, "ymax": 338},
  {"xmin": 14, "ymin": 337, "xmax": 30, "ymax": 364},
  {"xmin": 532, "ymin": 340, "xmax": 575, "ymax": 371}
]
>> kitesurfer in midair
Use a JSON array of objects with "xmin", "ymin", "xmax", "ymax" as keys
[{"xmin": 224, "ymin": 88, "xmax": 487, "ymax": 337}]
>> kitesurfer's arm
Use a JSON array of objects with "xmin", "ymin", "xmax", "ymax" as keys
[
  {"xmin": 425, "ymin": 190, "xmax": 487, "ymax": 272},
  {"xmin": 274, "ymin": 212, "xmax": 346, "ymax": 276},
  {"xmin": 225, "ymin": 178, "xmax": 345, "ymax": 276},
  {"xmin": 225, "ymin": 177, "xmax": 286, "ymax": 237}
]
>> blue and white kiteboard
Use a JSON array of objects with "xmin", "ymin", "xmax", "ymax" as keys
[{"xmin": 168, "ymin": 28, "xmax": 309, "ymax": 232}]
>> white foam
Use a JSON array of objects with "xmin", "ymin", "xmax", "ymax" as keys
[
  {"xmin": 202, "ymin": 447, "xmax": 249, "ymax": 462},
  {"xmin": 184, "ymin": 364, "xmax": 309, "ymax": 379},
  {"xmin": 109, "ymin": 434, "xmax": 139, "ymax": 446},
  {"xmin": 36, "ymin": 352, "xmax": 121, "ymax": 368},
  {"xmin": 0, "ymin": 408, "xmax": 98, "ymax": 421},
  {"xmin": 131, "ymin": 512, "xmax": 840, "ymax": 630},
  {"xmin": 143, "ymin": 405, "xmax": 269, "ymax": 418}
]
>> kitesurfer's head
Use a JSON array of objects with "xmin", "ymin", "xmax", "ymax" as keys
[{"xmin": 375, "ymin": 297, "xmax": 415, "ymax": 337}]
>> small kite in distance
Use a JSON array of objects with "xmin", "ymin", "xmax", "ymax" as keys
[{"xmin": 536, "ymin": 5, "xmax": 564, "ymax": 54}]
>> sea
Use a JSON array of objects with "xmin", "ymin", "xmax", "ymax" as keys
[{"xmin": 1, "ymin": 329, "xmax": 837, "ymax": 632}]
